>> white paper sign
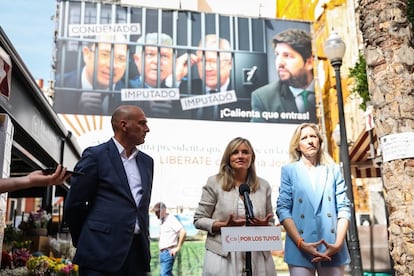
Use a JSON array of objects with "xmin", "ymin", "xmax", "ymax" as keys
[
  {"xmin": 180, "ymin": 90, "xmax": 237, "ymax": 110},
  {"xmin": 121, "ymin": 88, "xmax": 180, "ymax": 101},
  {"xmin": 221, "ymin": 226, "xmax": 282, "ymax": 252},
  {"xmin": 381, "ymin": 132, "xmax": 414, "ymax": 162}
]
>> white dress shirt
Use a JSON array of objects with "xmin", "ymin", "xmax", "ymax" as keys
[{"xmin": 113, "ymin": 137, "xmax": 142, "ymax": 233}]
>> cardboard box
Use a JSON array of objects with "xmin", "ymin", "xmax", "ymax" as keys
[{"xmin": 25, "ymin": 235, "xmax": 50, "ymax": 256}]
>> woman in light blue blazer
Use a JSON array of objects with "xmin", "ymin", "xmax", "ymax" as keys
[{"xmin": 276, "ymin": 123, "xmax": 351, "ymax": 276}]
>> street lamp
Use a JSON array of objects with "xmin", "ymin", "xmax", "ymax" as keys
[{"xmin": 324, "ymin": 32, "xmax": 363, "ymax": 276}]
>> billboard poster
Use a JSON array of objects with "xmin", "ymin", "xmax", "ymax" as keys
[
  {"xmin": 54, "ymin": 1, "xmax": 315, "ymax": 124},
  {"xmin": 54, "ymin": 1, "xmax": 315, "ymax": 209}
]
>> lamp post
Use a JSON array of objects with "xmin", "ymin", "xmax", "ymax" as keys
[{"xmin": 324, "ymin": 32, "xmax": 363, "ymax": 276}]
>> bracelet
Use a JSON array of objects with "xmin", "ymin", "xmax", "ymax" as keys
[{"xmin": 297, "ymin": 238, "xmax": 304, "ymax": 249}]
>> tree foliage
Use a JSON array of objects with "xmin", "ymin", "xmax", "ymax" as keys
[
  {"xmin": 348, "ymin": 53, "xmax": 369, "ymax": 110},
  {"xmin": 408, "ymin": 0, "xmax": 414, "ymax": 26},
  {"xmin": 349, "ymin": 0, "xmax": 414, "ymax": 112}
]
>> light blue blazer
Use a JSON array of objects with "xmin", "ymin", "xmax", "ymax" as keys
[{"xmin": 276, "ymin": 161, "xmax": 351, "ymax": 268}]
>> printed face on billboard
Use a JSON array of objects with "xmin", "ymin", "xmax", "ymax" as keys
[{"xmin": 53, "ymin": 1, "xmax": 315, "ymax": 124}]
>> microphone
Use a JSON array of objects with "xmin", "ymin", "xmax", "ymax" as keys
[{"xmin": 239, "ymin": 183, "xmax": 255, "ymax": 220}]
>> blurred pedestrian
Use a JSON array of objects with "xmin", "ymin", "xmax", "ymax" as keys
[{"xmin": 153, "ymin": 202, "xmax": 186, "ymax": 276}]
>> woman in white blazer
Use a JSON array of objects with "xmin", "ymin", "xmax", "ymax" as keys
[
  {"xmin": 276, "ymin": 123, "xmax": 351, "ymax": 276},
  {"xmin": 194, "ymin": 137, "xmax": 277, "ymax": 276}
]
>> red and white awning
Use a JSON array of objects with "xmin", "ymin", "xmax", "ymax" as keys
[
  {"xmin": 349, "ymin": 129, "xmax": 381, "ymax": 178},
  {"xmin": 0, "ymin": 46, "xmax": 11, "ymax": 98}
]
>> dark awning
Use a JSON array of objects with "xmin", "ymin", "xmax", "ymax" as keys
[
  {"xmin": 0, "ymin": 27, "xmax": 81, "ymax": 206},
  {"xmin": 349, "ymin": 129, "xmax": 381, "ymax": 178}
]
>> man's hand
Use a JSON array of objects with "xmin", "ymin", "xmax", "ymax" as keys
[
  {"xmin": 170, "ymin": 247, "xmax": 179, "ymax": 256},
  {"xmin": 175, "ymin": 53, "xmax": 198, "ymax": 82},
  {"xmin": 79, "ymin": 92, "xmax": 103, "ymax": 113},
  {"xmin": 149, "ymin": 101, "xmax": 173, "ymax": 114}
]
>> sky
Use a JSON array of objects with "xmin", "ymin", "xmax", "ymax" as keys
[
  {"xmin": 0, "ymin": 1, "xmax": 56, "ymax": 82},
  {"xmin": 0, "ymin": 1, "xmax": 274, "ymax": 84}
]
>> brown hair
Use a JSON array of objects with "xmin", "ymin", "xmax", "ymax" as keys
[{"xmin": 272, "ymin": 29, "xmax": 312, "ymax": 62}]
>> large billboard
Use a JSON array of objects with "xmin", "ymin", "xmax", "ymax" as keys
[
  {"xmin": 54, "ymin": 1, "xmax": 315, "ymax": 124},
  {"xmin": 54, "ymin": 1, "xmax": 315, "ymax": 208}
]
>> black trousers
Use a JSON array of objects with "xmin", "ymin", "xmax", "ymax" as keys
[{"xmin": 79, "ymin": 234, "xmax": 150, "ymax": 276}]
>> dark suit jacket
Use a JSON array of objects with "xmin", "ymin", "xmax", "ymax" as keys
[
  {"xmin": 54, "ymin": 70, "xmax": 125, "ymax": 115},
  {"xmin": 64, "ymin": 139, "xmax": 154, "ymax": 273},
  {"xmin": 179, "ymin": 78, "xmax": 237, "ymax": 121},
  {"xmin": 250, "ymin": 80, "xmax": 316, "ymax": 123}
]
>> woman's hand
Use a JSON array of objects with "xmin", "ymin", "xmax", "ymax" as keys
[
  {"xmin": 212, "ymin": 214, "xmax": 246, "ymax": 232},
  {"xmin": 225, "ymin": 214, "xmax": 246, "ymax": 227},
  {"xmin": 299, "ymin": 239, "xmax": 332, "ymax": 262},
  {"xmin": 249, "ymin": 213, "xmax": 274, "ymax": 226},
  {"xmin": 211, "ymin": 213, "xmax": 274, "ymax": 233},
  {"xmin": 311, "ymin": 240, "xmax": 341, "ymax": 262}
]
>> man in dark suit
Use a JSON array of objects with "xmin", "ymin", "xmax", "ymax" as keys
[
  {"xmin": 54, "ymin": 34, "xmax": 128, "ymax": 115},
  {"xmin": 64, "ymin": 105, "xmax": 153, "ymax": 275},
  {"xmin": 179, "ymin": 34, "xmax": 234, "ymax": 120},
  {"xmin": 250, "ymin": 29, "xmax": 316, "ymax": 123}
]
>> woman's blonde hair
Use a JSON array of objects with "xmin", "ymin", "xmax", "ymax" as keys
[
  {"xmin": 217, "ymin": 137, "xmax": 259, "ymax": 192},
  {"xmin": 288, "ymin": 123, "xmax": 334, "ymax": 165}
]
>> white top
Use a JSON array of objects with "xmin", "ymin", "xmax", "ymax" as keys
[
  {"xmin": 308, "ymin": 166, "xmax": 317, "ymax": 191},
  {"xmin": 158, "ymin": 214, "xmax": 184, "ymax": 250},
  {"xmin": 236, "ymin": 196, "xmax": 246, "ymax": 219},
  {"xmin": 113, "ymin": 138, "xmax": 142, "ymax": 233}
]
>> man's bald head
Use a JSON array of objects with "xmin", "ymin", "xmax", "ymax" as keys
[{"xmin": 111, "ymin": 105, "xmax": 143, "ymax": 131}]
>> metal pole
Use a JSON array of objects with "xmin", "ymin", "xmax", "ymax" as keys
[
  {"xmin": 332, "ymin": 60, "xmax": 363, "ymax": 276},
  {"xmin": 245, "ymin": 218, "xmax": 252, "ymax": 276},
  {"xmin": 245, "ymin": 251, "xmax": 252, "ymax": 276}
]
